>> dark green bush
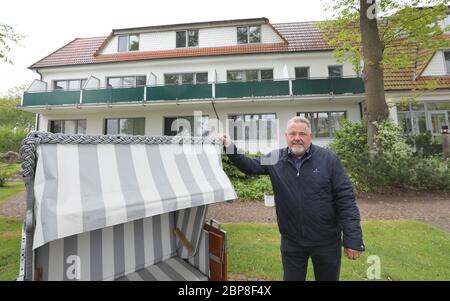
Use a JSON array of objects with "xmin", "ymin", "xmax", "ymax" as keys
[
  {"xmin": 0, "ymin": 163, "xmax": 20, "ymax": 187},
  {"xmin": 0, "ymin": 126, "xmax": 28, "ymax": 153},
  {"xmin": 329, "ymin": 120, "xmax": 450, "ymax": 191}
]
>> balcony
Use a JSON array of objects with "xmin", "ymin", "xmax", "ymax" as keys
[
  {"xmin": 147, "ymin": 84, "xmax": 212, "ymax": 101},
  {"xmin": 21, "ymin": 77, "xmax": 365, "ymax": 107},
  {"xmin": 292, "ymin": 77, "xmax": 365, "ymax": 95},
  {"xmin": 215, "ymin": 80, "xmax": 290, "ymax": 98},
  {"xmin": 83, "ymin": 87, "xmax": 145, "ymax": 103}
]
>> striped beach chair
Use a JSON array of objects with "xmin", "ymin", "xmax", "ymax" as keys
[{"xmin": 17, "ymin": 132, "xmax": 236, "ymax": 281}]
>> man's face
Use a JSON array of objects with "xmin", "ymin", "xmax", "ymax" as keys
[{"xmin": 285, "ymin": 122, "xmax": 313, "ymax": 157}]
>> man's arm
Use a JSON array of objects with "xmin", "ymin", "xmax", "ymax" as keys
[
  {"xmin": 331, "ymin": 154, "xmax": 365, "ymax": 257},
  {"xmin": 219, "ymin": 134, "xmax": 269, "ymax": 176}
]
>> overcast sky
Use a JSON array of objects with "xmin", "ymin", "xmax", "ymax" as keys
[{"xmin": 0, "ymin": 0, "xmax": 331, "ymax": 96}]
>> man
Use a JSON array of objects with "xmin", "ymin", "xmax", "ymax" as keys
[{"xmin": 219, "ymin": 116, "xmax": 364, "ymax": 281}]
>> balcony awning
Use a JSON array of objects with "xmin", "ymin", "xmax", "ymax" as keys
[{"xmin": 30, "ymin": 133, "xmax": 236, "ymax": 249}]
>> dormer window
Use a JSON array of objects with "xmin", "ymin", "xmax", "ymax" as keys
[
  {"xmin": 118, "ymin": 34, "xmax": 139, "ymax": 52},
  {"xmin": 176, "ymin": 30, "xmax": 199, "ymax": 48},
  {"xmin": 237, "ymin": 26, "xmax": 261, "ymax": 44},
  {"xmin": 445, "ymin": 51, "xmax": 450, "ymax": 75}
]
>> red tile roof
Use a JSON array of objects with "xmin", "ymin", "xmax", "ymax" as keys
[
  {"xmin": 29, "ymin": 21, "xmax": 450, "ymax": 92},
  {"xmin": 29, "ymin": 21, "xmax": 332, "ymax": 69},
  {"xmin": 384, "ymin": 36, "xmax": 450, "ymax": 91}
]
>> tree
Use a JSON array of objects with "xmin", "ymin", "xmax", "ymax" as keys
[
  {"xmin": 318, "ymin": 0, "xmax": 450, "ymax": 151},
  {"xmin": 0, "ymin": 23, "xmax": 24, "ymax": 63},
  {"xmin": 0, "ymin": 85, "xmax": 35, "ymax": 129}
]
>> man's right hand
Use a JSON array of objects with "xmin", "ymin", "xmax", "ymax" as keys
[{"xmin": 218, "ymin": 133, "xmax": 232, "ymax": 148}]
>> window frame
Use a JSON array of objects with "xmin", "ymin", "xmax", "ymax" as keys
[
  {"xmin": 328, "ymin": 65, "xmax": 344, "ymax": 78},
  {"xmin": 106, "ymin": 75, "xmax": 147, "ymax": 88},
  {"xmin": 295, "ymin": 67, "xmax": 310, "ymax": 79},
  {"xmin": 52, "ymin": 79, "xmax": 87, "ymax": 91},
  {"xmin": 226, "ymin": 69, "xmax": 273, "ymax": 82},
  {"xmin": 163, "ymin": 115, "xmax": 209, "ymax": 137},
  {"xmin": 175, "ymin": 29, "xmax": 199, "ymax": 48},
  {"xmin": 103, "ymin": 117, "xmax": 145, "ymax": 136},
  {"xmin": 444, "ymin": 51, "xmax": 450, "ymax": 75},
  {"xmin": 48, "ymin": 119, "xmax": 87, "ymax": 134},
  {"xmin": 228, "ymin": 113, "xmax": 277, "ymax": 140},
  {"xmin": 236, "ymin": 25, "xmax": 262, "ymax": 44},
  {"xmin": 117, "ymin": 34, "xmax": 140, "ymax": 52},
  {"xmin": 296, "ymin": 111, "xmax": 347, "ymax": 138},
  {"xmin": 163, "ymin": 72, "xmax": 209, "ymax": 85}
]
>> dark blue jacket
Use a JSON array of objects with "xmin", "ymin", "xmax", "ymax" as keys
[{"xmin": 226, "ymin": 144, "xmax": 365, "ymax": 251}]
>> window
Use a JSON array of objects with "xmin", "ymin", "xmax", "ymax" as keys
[
  {"xmin": 107, "ymin": 76, "xmax": 146, "ymax": 88},
  {"xmin": 118, "ymin": 34, "xmax": 139, "ymax": 52},
  {"xmin": 445, "ymin": 51, "xmax": 450, "ymax": 75},
  {"xmin": 297, "ymin": 111, "xmax": 346, "ymax": 138},
  {"xmin": 328, "ymin": 66, "xmax": 343, "ymax": 78},
  {"xmin": 227, "ymin": 69, "xmax": 273, "ymax": 82},
  {"xmin": 164, "ymin": 116, "xmax": 209, "ymax": 137},
  {"xmin": 237, "ymin": 26, "xmax": 261, "ymax": 44},
  {"xmin": 295, "ymin": 67, "xmax": 310, "ymax": 79},
  {"xmin": 229, "ymin": 113, "xmax": 276, "ymax": 140},
  {"xmin": 49, "ymin": 120, "xmax": 86, "ymax": 134},
  {"xmin": 53, "ymin": 79, "xmax": 87, "ymax": 90},
  {"xmin": 396, "ymin": 102, "xmax": 450, "ymax": 135},
  {"xmin": 176, "ymin": 30, "xmax": 198, "ymax": 48},
  {"xmin": 163, "ymin": 73, "xmax": 208, "ymax": 85},
  {"xmin": 104, "ymin": 118, "xmax": 145, "ymax": 135}
]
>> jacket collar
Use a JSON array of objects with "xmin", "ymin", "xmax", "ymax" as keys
[{"xmin": 282, "ymin": 144, "xmax": 315, "ymax": 161}]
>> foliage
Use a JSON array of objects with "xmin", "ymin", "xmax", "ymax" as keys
[
  {"xmin": 0, "ymin": 164, "xmax": 20, "ymax": 187},
  {"xmin": 0, "ymin": 23, "xmax": 25, "ymax": 64},
  {"xmin": 317, "ymin": 0, "xmax": 450, "ymax": 74},
  {"xmin": 222, "ymin": 153, "xmax": 273, "ymax": 201},
  {"xmin": 0, "ymin": 126, "xmax": 28, "ymax": 154},
  {"xmin": 329, "ymin": 120, "xmax": 450, "ymax": 191},
  {"xmin": 0, "ymin": 96, "xmax": 35, "ymax": 129}
]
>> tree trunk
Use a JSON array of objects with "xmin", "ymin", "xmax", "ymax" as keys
[{"xmin": 359, "ymin": 0, "xmax": 389, "ymax": 152}]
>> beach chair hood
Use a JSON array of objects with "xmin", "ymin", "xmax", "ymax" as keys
[{"xmin": 21, "ymin": 132, "xmax": 237, "ymax": 251}]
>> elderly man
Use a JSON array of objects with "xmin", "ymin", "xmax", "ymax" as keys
[{"xmin": 219, "ymin": 116, "xmax": 364, "ymax": 281}]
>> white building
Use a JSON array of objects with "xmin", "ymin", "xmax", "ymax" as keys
[{"xmin": 19, "ymin": 17, "xmax": 450, "ymax": 153}]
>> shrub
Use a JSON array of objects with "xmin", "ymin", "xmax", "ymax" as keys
[
  {"xmin": 0, "ymin": 126, "xmax": 28, "ymax": 153},
  {"xmin": 329, "ymin": 119, "xmax": 450, "ymax": 191},
  {"xmin": 0, "ymin": 163, "xmax": 20, "ymax": 187}
]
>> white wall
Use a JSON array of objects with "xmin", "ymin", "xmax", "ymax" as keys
[
  {"xmin": 100, "ymin": 24, "xmax": 284, "ymax": 55},
  {"xmin": 421, "ymin": 51, "xmax": 447, "ymax": 76},
  {"xmin": 39, "ymin": 51, "xmax": 358, "ymax": 88},
  {"xmin": 38, "ymin": 99, "xmax": 362, "ymax": 153}
]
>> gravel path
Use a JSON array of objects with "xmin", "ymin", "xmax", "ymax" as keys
[{"xmin": 1, "ymin": 190, "xmax": 449, "ymax": 232}]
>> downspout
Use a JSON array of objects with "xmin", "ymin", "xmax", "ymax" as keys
[{"xmin": 34, "ymin": 68, "xmax": 43, "ymax": 131}]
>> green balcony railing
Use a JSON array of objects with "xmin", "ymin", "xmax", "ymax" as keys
[
  {"xmin": 20, "ymin": 77, "xmax": 365, "ymax": 107},
  {"xmin": 22, "ymin": 90, "xmax": 80, "ymax": 106},
  {"xmin": 292, "ymin": 77, "xmax": 365, "ymax": 95},
  {"xmin": 83, "ymin": 87, "xmax": 145, "ymax": 104},
  {"xmin": 215, "ymin": 80, "xmax": 290, "ymax": 99},
  {"xmin": 146, "ymin": 84, "xmax": 212, "ymax": 101}
]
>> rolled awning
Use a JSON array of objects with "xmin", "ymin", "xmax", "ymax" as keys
[{"xmin": 29, "ymin": 134, "xmax": 236, "ymax": 250}]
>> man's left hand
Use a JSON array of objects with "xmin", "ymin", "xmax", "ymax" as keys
[{"xmin": 344, "ymin": 248, "xmax": 362, "ymax": 260}]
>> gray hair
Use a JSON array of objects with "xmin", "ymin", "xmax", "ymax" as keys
[{"xmin": 286, "ymin": 116, "xmax": 311, "ymax": 130}]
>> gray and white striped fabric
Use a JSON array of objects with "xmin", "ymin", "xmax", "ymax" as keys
[
  {"xmin": 188, "ymin": 229, "xmax": 209, "ymax": 277},
  {"xmin": 115, "ymin": 257, "xmax": 208, "ymax": 281},
  {"xmin": 175, "ymin": 206, "xmax": 208, "ymax": 259},
  {"xmin": 34, "ymin": 212, "xmax": 177, "ymax": 281},
  {"xmin": 33, "ymin": 143, "xmax": 236, "ymax": 249}
]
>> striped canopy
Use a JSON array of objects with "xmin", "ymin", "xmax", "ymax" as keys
[{"xmin": 32, "ymin": 142, "xmax": 236, "ymax": 250}]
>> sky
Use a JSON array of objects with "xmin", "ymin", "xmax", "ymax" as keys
[{"xmin": 0, "ymin": 0, "xmax": 332, "ymax": 96}]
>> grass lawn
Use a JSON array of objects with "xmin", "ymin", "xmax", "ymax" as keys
[
  {"xmin": 223, "ymin": 220, "xmax": 450, "ymax": 281},
  {"xmin": 0, "ymin": 218, "xmax": 22, "ymax": 281},
  {"xmin": 0, "ymin": 181, "xmax": 25, "ymax": 205}
]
